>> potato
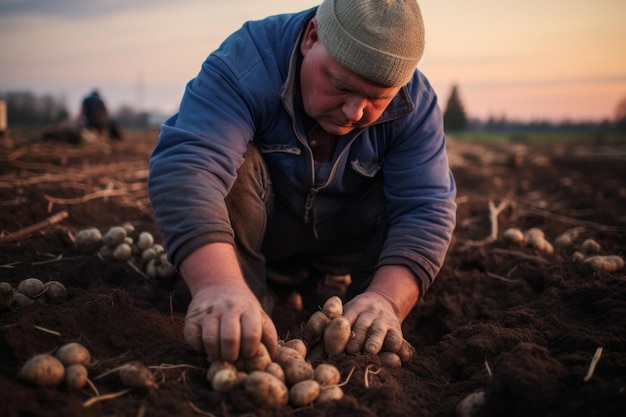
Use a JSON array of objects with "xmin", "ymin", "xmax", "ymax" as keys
[
  {"xmin": 314, "ymin": 363, "xmax": 340, "ymax": 386},
  {"xmin": 145, "ymin": 258, "xmax": 158, "ymax": 278},
  {"xmin": 502, "ymin": 227, "xmax": 524, "ymax": 244},
  {"xmin": 206, "ymin": 361, "xmax": 237, "ymax": 384},
  {"xmin": 113, "ymin": 243, "xmax": 133, "ymax": 261},
  {"xmin": 75, "ymin": 227, "xmax": 102, "ymax": 251},
  {"xmin": 245, "ymin": 343, "xmax": 272, "ymax": 373},
  {"xmin": 141, "ymin": 248, "xmax": 157, "ymax": 263},
  {"xmin": 103, "ymin": 226, "xmax": 127, "ymax": 248},
  {"xmin": 56, "ymin": 342, "xmax": 91, "ymax": 367},
  {"xmin": 13, "ymin": 292, "xmax": 35, "ymax": 307},
  {"xmin": 284, "ymin": 359, "xmax": 314, "ymax": 386},
  {"xmin": 156, "ymin": 255, "xmax": 178, "ymax": 279},
  {"xmin": 571, "ymin": 251, "xmax": 586, "ymax": 263},
  {"xmin": 136, "ymin": 232, "xmax": 154, "ymax": 250},
  {"xmin": 244, "ymin": 371, "xmax": 289, "ymax": 409},
  {"xmin": 524, "ymin": 227, "xmax": 545, "ymax": 241},
  {"xmin": 0, "ymin": 281, "xmax": 14, "ymax": 310},
  {"xmin": 274, "ymin": 346, "xmax": 304, "ymax": 367},
  {"xmin": 64, "ymin": 364, "xmax": 88, "ymax": 390},
  {"xmin": 212, "ymin": 368, "xmax": 239, "ymax": 392},
  {"xmin": 306, "ymin": 311, "xmax": 331, "ymax": 338},
  {"xmin": 289, "ymin": 379, "xmax": 320, "ymax": 407},
  {"xmin": 118, "ymin": 361, "xmax": 157, "ymax": 388},
  {"xmin": 583, "ymin": 255, "xmax": 625, "ymax": 273},
  {"xmin": 455, "ymin": 390, "xmax": 486, "ymax": 417},
  {"xmin": 44, "ymin": 281, "xmax": 67, "ymax": 302},
  {"xmin": 17, "ymin": 278, "xmax": 45, "ymax": 298},
  {"xmin": 397, "ymin": 339, "xmax": 416, "ymax": 363},
  {"xmin": 322, "ymin": 296, "xmax": 343, "ymax": 319},
  {"xmin": 580, "ymin": 239, "xmax": 601, "ymax": 254},
  {"xmin": 554, "ymin": 228, "xmax": 583, "ymax": 248},
  {"xmin": 379, "ymin": 351, "xmax": 402, "ymax": 368},
  {"xmin": 264, "ymin": 362, "xmax": 286, "ymax": 383},
  {"xmin": 323, "ymin": 316, "xmax": 352, "ymax": 357},
  {"xmin": 282, "ymin": 339, "xmax": 307, "ymax": 359},
  {"xmin": 526, "ymin": 234, "xmax": 554, "ymax": 255},
  {"xmin": 18, "ymin": 354, "xmax": 65, "ymax": 387},
  {"xmin": 317, "ymin": 385, "xmax": 344, "ymax": 402}
]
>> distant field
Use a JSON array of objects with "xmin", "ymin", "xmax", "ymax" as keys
[{"xmin": 447, "ymin": 130, "xmax": 626, "ymax": 144}]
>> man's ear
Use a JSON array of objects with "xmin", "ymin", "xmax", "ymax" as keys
[{"xmin": 300, "ymin": 18, "xmax": 318, "ymax": 55}]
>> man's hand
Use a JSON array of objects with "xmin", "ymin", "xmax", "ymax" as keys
[
  {"xmin": 342, "ymin": 265, "xmax": 420, "ymax": 355},
  {"xmin": 180, "ymin": 243, "xmax": 279, "ymax": 362}
]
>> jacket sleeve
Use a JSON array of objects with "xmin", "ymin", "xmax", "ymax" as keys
[
  {"xmin": 148, "ymin": 53, "xmax": 256, "ymax": 267},
  {"xmin": 377, "ymin": 75, "xmax": 457, "ymax": 297}
]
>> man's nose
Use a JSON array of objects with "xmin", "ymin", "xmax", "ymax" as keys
[{"xmin": 342, "ymin": 96, "xmax": 367, "ymax": 123}]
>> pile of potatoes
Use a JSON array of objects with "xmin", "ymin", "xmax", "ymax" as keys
[
  {"xmin": 18, "ymin": 342, "xmax": 91, "ymax": 390},
  {"xmin": 305, "ymin": 296, "xmax": 413, "ymax": 367},
  {"xmin": 206, "ymin": 296, "xmax": 414, "ymax": 409},
  {"xmin": 74, "ymin": 223, "xmax": 178, "ymax": 280},
  {"xmin": 207, "ymin": 337, "xmax": 345, "ymax": 409},
  {"xmin": 18, "ymin": 342, "xmax": 158, "ymax": 392},
  {"xmin": 0, "ymin": 277, "xmax": 67, "ymax": 310},
  {"xmin": 502, "ymin": 226, "xmax": 624, "ymax": 273}
]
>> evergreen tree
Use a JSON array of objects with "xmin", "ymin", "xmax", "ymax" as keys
[
  {"xmin": 443, "ymin": 84, "xmax": 468, "ymax": 132},
  {"xmin": 615, "ymin": 95, "xmax": 626, "ymax": 133}
]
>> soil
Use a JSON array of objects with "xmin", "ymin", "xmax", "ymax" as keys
[{"xmin": 1, "ymin": 129, "xmax": 625, "ymax": 417}]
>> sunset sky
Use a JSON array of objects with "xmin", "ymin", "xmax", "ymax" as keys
[{"xmin": 1, "ymin": 0, "xmax": 625, "ymax": 122}]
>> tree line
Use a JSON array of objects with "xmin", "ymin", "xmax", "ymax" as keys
[
  {"xmin": 2, "ymin": 88, "xmax": 625, "ymax": 133},
  {"xmin": 0, "ymin": 91, "xmax": 152, "ymax": 129}
]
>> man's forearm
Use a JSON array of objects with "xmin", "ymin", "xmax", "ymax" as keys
[
  {"xmin": 367, "ymin": 265, "xmax": 421, "ymax": 322},
  {"xmin": 179, "ymin": 242, "xmax": 247, "ymax": 296}
]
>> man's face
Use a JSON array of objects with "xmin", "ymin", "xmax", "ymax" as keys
[{"xmin": 299, "ymin": 19, "xmax": 401, "ymax": 136}]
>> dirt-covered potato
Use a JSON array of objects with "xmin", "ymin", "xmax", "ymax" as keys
[
  {"xmin": 274, "ymin": 346, "xmax": 304, "ymax": 368},
  {"xmin": 264, "ymin": 362, "xmax": 286, "ymax": 383},
  {"xmin": 56, "ymin": 342, "xmax": 91, "ymax": 367},
  {"xmin": 314, "ymin": 363, "xmax": 340, "ymax": 386},
  {"xmin": 282, "ymin": 339, "xmax": 307, "ymax": 359},
  {"xmin": 245, "ymin": 343, "xmax": 272, "ymax": 373},
  {"xmin": 322, "ymin": 295, "xmax": 343, "ymax": 319},
  {"xmin": 503, "ymin": 227, "xmax": 524, "ymax": 244},
  {"xmin": 317, "ymin": 385, "xmax": 344, "ymax": 402},
  {"xmin": 212, "ymin": 367, "xmax": 239, "ymax": 392},
  {"xmin": 323, "ymin": 316, "xmax": 352, "ymax": 357},
  {"xmin": 118, "ymin": 361, "xmax": 157, "ymax": 388},
  {"xmin": 0, "ymin": 281, "xmax": 14, "ymax": 310},
  {"xmin": 583, "ymin": 255, "xmax": 624, "ymax": 273},
  {"xmin": 283, "ymin": 359, "xmax": 314, "ymax": 386},
  {"xmin": 244, "ymin": 371, "xmax": 289, "ymax": 409},
  {"xmin": 289, "ymin": 379, "xmax": 320, "ymax": 407},
  {"xmin": 18, "ymin": 354, "xmax": 65, "ymax": 388},
  {"xmin": 44, "ymin": 281, "xmax": 67, "ymax": 302},
  {"xmin": 17, "ymin": 278, "xmax": 45, "ymax": 298},
  {"xmin": 379, "ymin": 351, "xmax": 402, "ymax": 368},
  {"xmin": 306, "ymin": 310, "xmax": 331, "ymax": 338},
  {"xmin": 64, "ymin": 364, "xmax": 89, "ymax": 390},
  {"xmin": 75, "ymin": 227, "xmax": 102, "ymax": 251}
]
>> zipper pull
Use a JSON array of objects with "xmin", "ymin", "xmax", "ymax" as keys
[{"xmin": 303, "ymin": 188, "xmax": 316, "ymax": 224}]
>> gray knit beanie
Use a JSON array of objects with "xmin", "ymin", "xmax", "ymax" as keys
[{"xmin": 315, "ymin": 0, "xmax": 425, "ymax": 87}]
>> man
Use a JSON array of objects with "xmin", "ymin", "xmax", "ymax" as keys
[
  {"xmin": 148, "ymin": 0, "xmax": 456, "ymax": 363},
  {"xmin": 80, "ymin": 89, "xmax": 123, "ymax": 141}
]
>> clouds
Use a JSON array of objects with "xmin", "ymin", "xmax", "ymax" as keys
[{"xmin": 0, "ymin": 0, "xmax": 173, "ymax": 19}]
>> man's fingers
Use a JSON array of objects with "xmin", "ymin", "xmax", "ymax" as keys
[
  {"xmin": 201, "ymin": 315, "xmax": 221, "ymax": 362},
  {"xmin": 240, "ymin": 312, "xmax": 263, "ymax": 358},
  {"xmin": 364, "ymin": 321, "xmax": 387, "ymax": 354},
  {"xmin": 219, "ymin": 313, "xmax": 242, "ymax": 362},
  {"xmin": 381, "ymin": 329, "xmax": 403, "ymax": 353},
  {"xmin": 183, "ymin": 321, "xmax": 203, "ymax": 352},
  {"xmin": 260, "ymin": 313, "xmax": 280, "ymax": 358},
  {"xmin": 346, "ymin": 321, "xmax": 370, "ymax": 354}
]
